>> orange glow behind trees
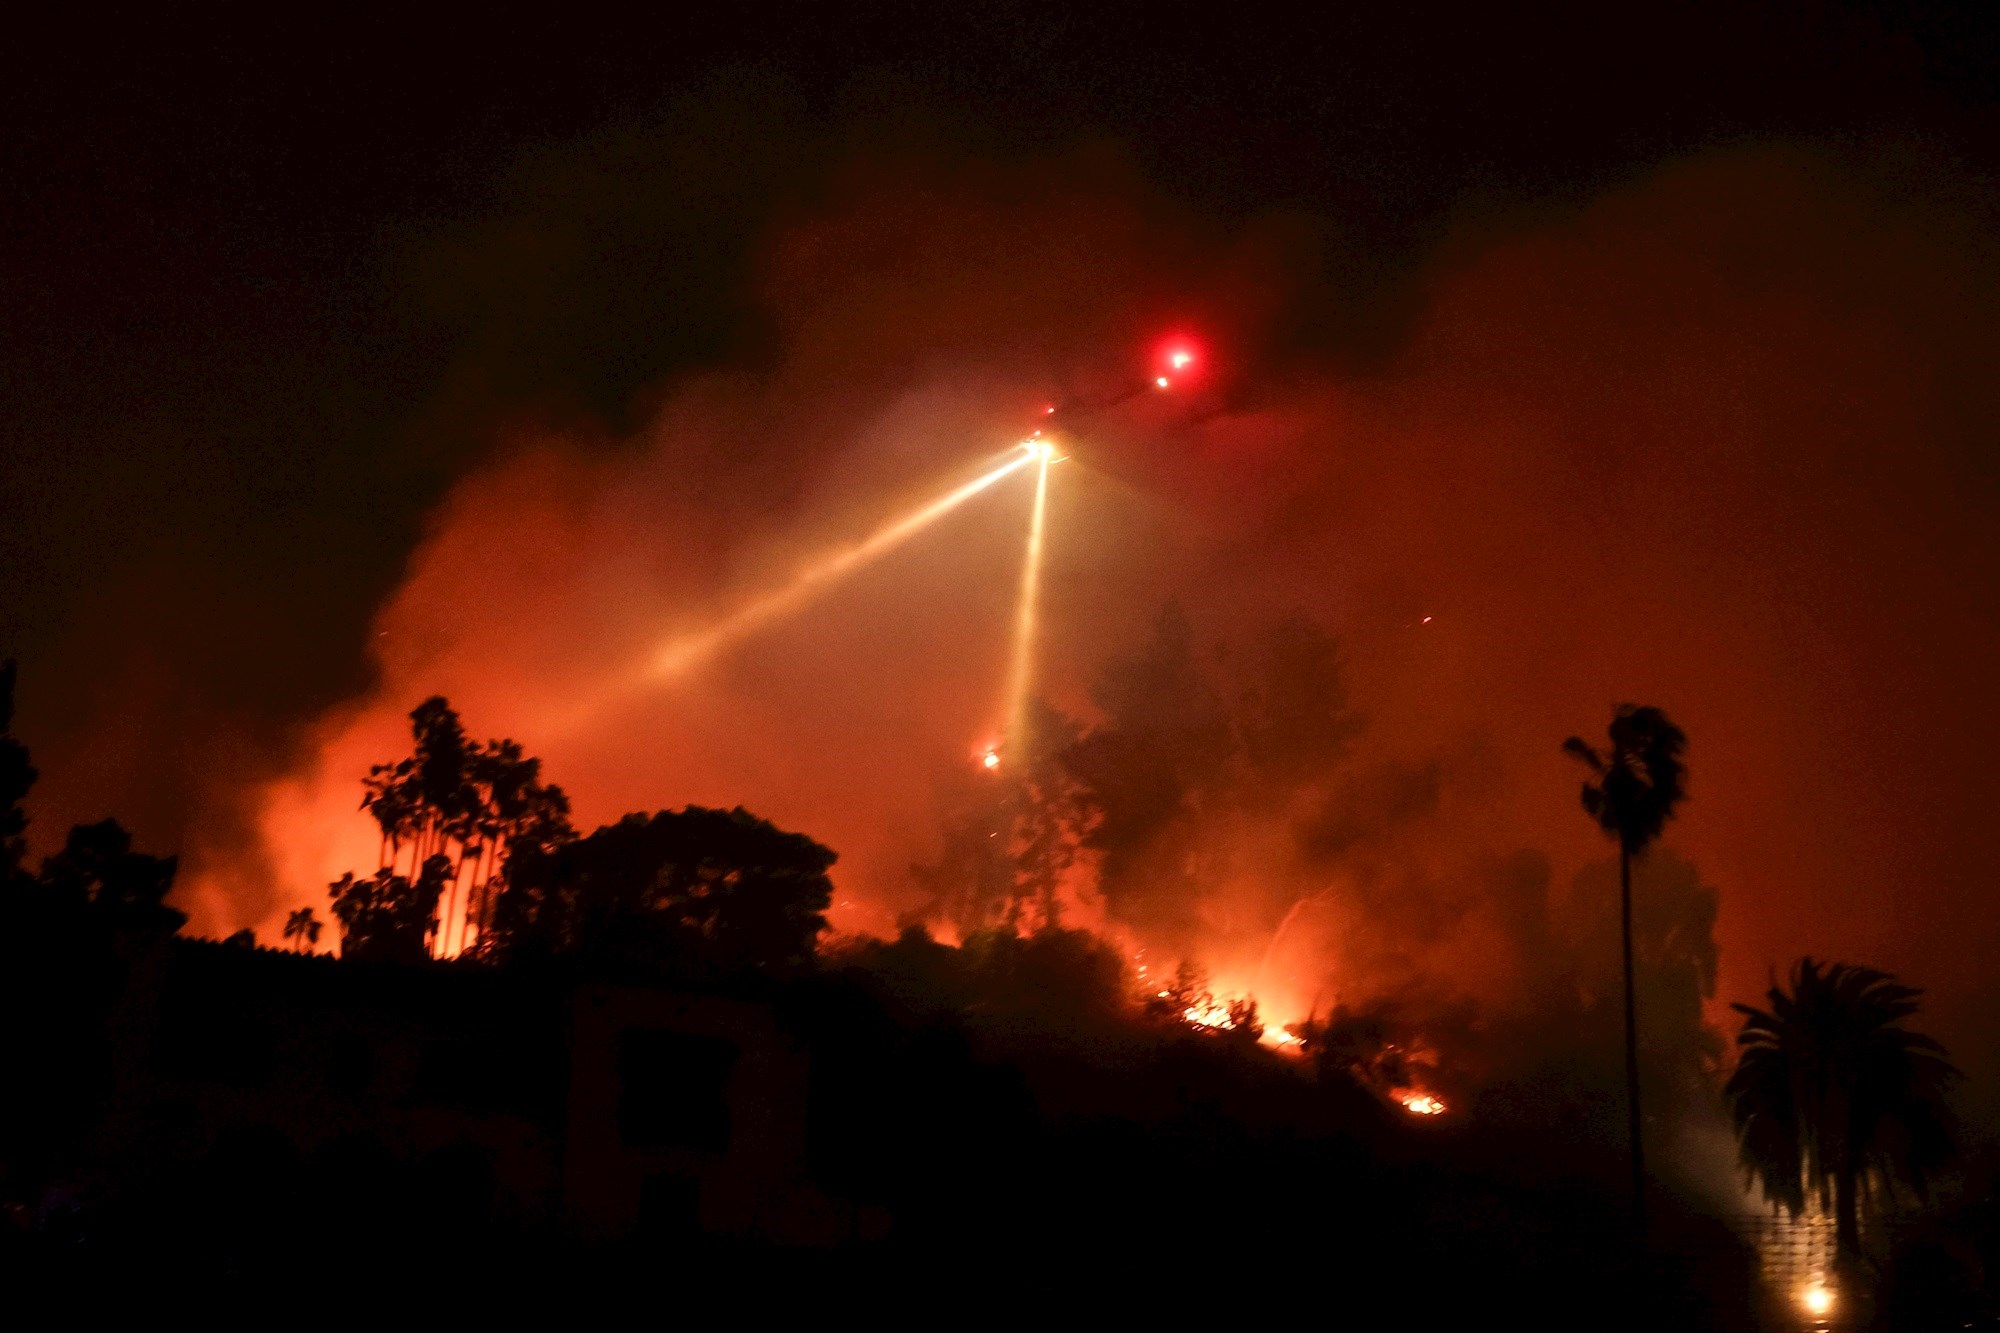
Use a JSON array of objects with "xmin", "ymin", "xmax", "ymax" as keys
[{"xmin": 190, "ymin": 150, "xmax": 2000, "ymax": 1148}]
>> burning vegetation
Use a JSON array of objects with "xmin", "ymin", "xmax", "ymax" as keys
[
  {"xmin": 304, "ymin": 678, "xmax": 1494, "ymax": 1132},
  {"xmin": 1144, "ymin": 961, "xmax": 1263, "ymax": 1042},
  {"xmin": 273, "ymin": 579, "xmax": 1743, "ymax": 1145},
  {"xmin": 12, "ymin": 8, "xmax": 2000, "ymax": 1320},
  {"xmin": 0, "ymin": 587, "xmax": 1967, "ymax": 1321}
]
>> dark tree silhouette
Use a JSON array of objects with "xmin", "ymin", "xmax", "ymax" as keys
[
  {"xmin": 832, "ymin": 923, "xmax": 1140, "ymax": 1041},
  {"xmin": 462, "ymin": 737, "xmax": 573, "ymax": 949},
  {"xmin": 341, "ymin": 702, "xmax": 837, "ymax": 978},
  {"xmin": 1007, "ymin": 701, "xmax": 1085, "ymax": 932},
  {"xmin": 328, "ymin": 855, "xmax": 451, "ymax": 964},
  {"xmin": 0, "ymin": 667, "xmax": 183, "ymax": 1186},
  {"xmin": 1063, "ymin": 604, "xmax": 1236, "ymax": 941},
  {"xmin": 1726, "ymin": 958, "xmax": 1957, "ymax": 1267},
  {"xmin": 38, "ymin": 818, "xmax": 185, "ymax": 935},
  {"xmin": 1563, "ymin": 703, "xmax": 1687, "ymax": 1235},
  {"xmin": 909, "ymin": 771, "xmax": 1016, "ymax": 939},
  {"xmin": 490, "ymin": 806, "xmax": 834, "ymax": 977},
  {"xmin": 1060, "ymin": 609, "xmax": 1361, "ymax": 949},
  {"xmin": 911, "ymin": 698, "xmax": 1084, "ymax": 936},
  {"xmin": 0, "ymin": 661, "xmax": 38, "ymax": 884},
  {"xmin": 283, "ymin": 906, "xmax": 323, "ymax": 952},
  {"xmin": 1298, "ymin": 1002, "xmax": 1439, "ymax": 1099},
  {"xmin": 1233, "ymin": 615, "xmax": 1364, "ymax": 800},
  {"xmin": 358, "ymin": 697, "xmax": 571, "ymax": 957}
]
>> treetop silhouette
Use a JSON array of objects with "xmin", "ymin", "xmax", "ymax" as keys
[
  {"xmin": 353, "ymin": 696, "xmax": 572, "ymax": 957},
  {"xmin": 1563, "ymin": 704, "xmax": 1687, "ymax": 856},
  {"xmin": 1, "ymin": 661, "xmax": 38, "ymax": 883},
  {"xmin": 283, "ymin": 906, "xmax": 323, "ymax": 952},
  {"xmin": 39, "ymin": 818, "xmax": 184, "ymax": 936},
  {"xmin": 490, "ymin": 804, "xmax": 835, "ymax": 978},
  {"xmin": 1564, "ymin": 702, "xmax": 1689, "ymax": 1240},
  {"xmin": 329, "ymin": 855, "xmax": 452, "ymax": 964},
  {"xmin": 1727, "ymin": 957, "xmax": 1958, "ymax": 1266}
]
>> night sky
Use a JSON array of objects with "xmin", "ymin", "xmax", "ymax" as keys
[{"xmin": 9, "ymin": 4, "xmax": 2000, "ymax": 1098}]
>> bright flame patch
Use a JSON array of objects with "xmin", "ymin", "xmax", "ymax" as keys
[{"xmin": 1181, "ymin": 999, "xmax": 1235, "ymax": 1029}]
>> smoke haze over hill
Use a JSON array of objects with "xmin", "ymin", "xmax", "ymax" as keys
[{"xmin": 60, "ymin": 138, "xmax": 1981, "ymax": 1115}]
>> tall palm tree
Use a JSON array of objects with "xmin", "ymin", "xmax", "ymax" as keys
[
  {"xmin": 283, "ymin": 906, "xmax": 322, "ymax": 953},
  {"xmin": 1563, "ymin": 704, "xmax": 1688, "ymax": 1236},
  {"xmin": 1727, "ymin": 958, "xmax": 1957, "ymax": 1267}
]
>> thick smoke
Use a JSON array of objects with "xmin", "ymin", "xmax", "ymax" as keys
[{"xmin": 167, "ymin": 138, "xmax": 2000, "ymax": 1115}]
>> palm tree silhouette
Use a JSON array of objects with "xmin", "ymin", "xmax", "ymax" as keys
[
  {"xmin": 1727, "ymin": 958, "xmax": 1956, "ymax": 1269},
  {"xmin": 1563, "ymin": 704, "xmax": 1687, "ymax": 1237},
  {"xmin": 283, "ymin": 906, "xmax": 322, "ymax": 953}
]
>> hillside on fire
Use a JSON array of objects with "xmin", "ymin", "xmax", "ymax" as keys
[
  {"xmin": 0, "ymin": 640, "xmax": 1979, "ymax": 1321},
  {"xmin": 14, "ymin": 5, "xmax": 2000, "ymax": 1325}
]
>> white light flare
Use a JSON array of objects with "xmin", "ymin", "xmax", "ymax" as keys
[
  {"xmin": 651, "ymin": 448, "xmax": 1037, "ymax": 679},
  {"xmin": 1000, "ymin": 443, "xmax": 1053, "ymax": 752}
]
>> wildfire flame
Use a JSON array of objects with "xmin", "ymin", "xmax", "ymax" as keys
[
  {"xmin": 1181, "ymin": 999, "xmax": 1236, "ymax": 1030},
  {"xmin": 1398, "ymin": 1092, "xmax": 1446, "ymax": 1116}
]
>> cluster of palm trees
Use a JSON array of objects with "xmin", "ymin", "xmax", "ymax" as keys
[
  {"xmin": 1566, "ymin": 704, "xmax": 1959, "ymax": 1285},
  {"xmin": 281, "ymin": 906, "xmax": 320, "ymax": 952},
  {"xmin": 289, "ymin": 689, "xmax": 1963, "ymax": 1292},
  {"xmin": 1730, "ymin": 958, "xmax": 1957, "ymax": 1266},
  {"xmin": 357, "ymin": 697, "xmax": 573, "ymax": 957}
]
